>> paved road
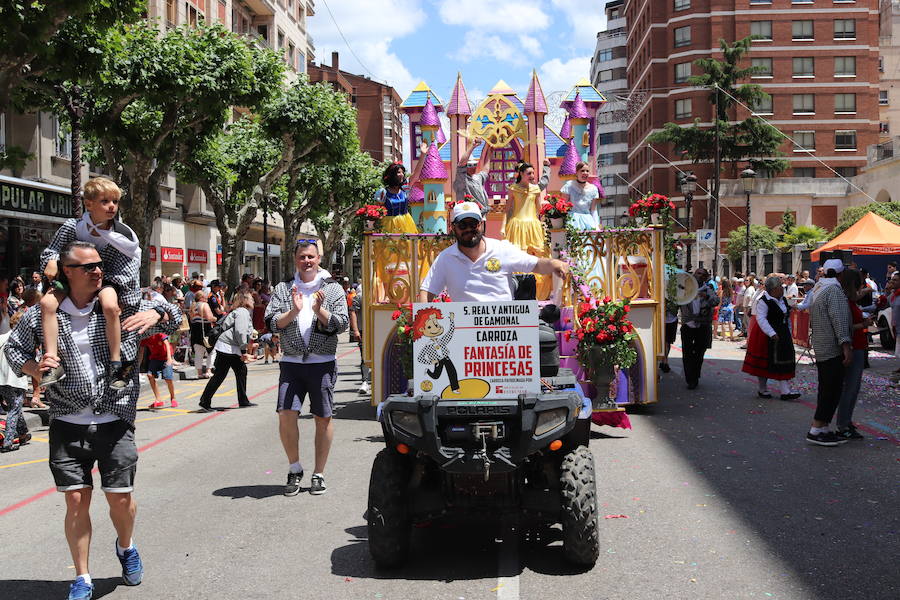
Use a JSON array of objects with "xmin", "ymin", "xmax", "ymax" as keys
[{"xmin": 1, "ymin": 337, "xmax": 897, "ymax": 600}]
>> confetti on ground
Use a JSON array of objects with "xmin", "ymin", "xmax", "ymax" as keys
[
  {"xmin": 604, "ymin": 514, "xmax": 629, "ymax": 519},
  {"xmin": 490, "ymin": 584, "xmax": 504, "ymax": 592},
  {"xmin": 265, "ymin": 470, "xmax": 272, "ymax": 474}
]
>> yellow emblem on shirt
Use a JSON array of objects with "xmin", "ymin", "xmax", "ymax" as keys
[{"xmin": 486, "ymin": 258, "xmax": 501, "ymax": 272}]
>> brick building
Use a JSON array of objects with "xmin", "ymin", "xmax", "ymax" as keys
[
  {"xmin": 625, "ymin": 0, "xmax": 881, "ymax": 256},
  {"xmin": 307, "ymin": 52, "xmax": 403, "ymax": 163}
]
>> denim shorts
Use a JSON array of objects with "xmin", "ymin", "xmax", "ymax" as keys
[
  {"xmin": 276, "ymin": 361, "xmax": 337, "ymax": 418},
  {"xmin": 49, "ymin": 419, "xmax": 137, "ymax": 493},
  {"xmin": 147, "ymin": 359, "xmax": 174, "ymax": 380}
]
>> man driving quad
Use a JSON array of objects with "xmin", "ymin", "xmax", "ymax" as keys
[{"xmin": 419, "ymin": 202, "xmax": 569, "ymax": 302}]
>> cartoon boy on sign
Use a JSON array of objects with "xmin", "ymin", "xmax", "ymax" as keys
[{"xmin": 412, "ymin": 307, "xmax": 459, "ymax": 393}]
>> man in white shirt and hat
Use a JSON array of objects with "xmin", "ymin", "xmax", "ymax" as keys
[{"xmin": 420, "ymin": 202, "xmax": 568, "ymax": 302}]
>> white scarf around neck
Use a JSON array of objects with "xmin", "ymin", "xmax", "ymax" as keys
[{"xmin": 75, "ymin": 213, "xmax": 141, "ymax": 261}]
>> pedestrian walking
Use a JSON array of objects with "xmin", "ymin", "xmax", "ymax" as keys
[
  {"xmin": 714, "ymin": 279, "xmax": 735, "ymax": 340},
  {"xmin": 659, "ymin": 306, "xmax": 677, "ymax": 373},
  {"xmin": 264, "ymin": 240, "xmax": 349, "ymax": 497},
  {"xmin": 806, "ymin": 259, "xmax": 853, "ymax": 446},
  {"xmin": 678, "ymin": 267, "xmax": 719, "ymax": 390},
  {"xmin": 0, "ymin": 310, "xmax": 31, "ymax": 452},
  {"xmin": 197, "ymin": 292, "xmax": 257, "ymax": 412},
  {"xmin": 350, "ymin": 284, "xmax": 370, "ymax": 394},
  {"xmin": 740, "ymin": 275, "xmax": 799, "ymax": 399},
  {"xmin": 3, "ymin": 240, "xmax": 180, "ymax": 600},
  {"xmin": 141, "ymin": 332, "xmax": 177, "ymax": 409},
  {"xmin": 835, "ymin": 268, "xmax": 873, "ymax": 440},
  {"xmin": 189, "ymin": 290, "xmax": 216, "ymax": 378}
]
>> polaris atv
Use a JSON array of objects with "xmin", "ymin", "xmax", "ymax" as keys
[{"xmin": 366, "ymin": 363, "xmax": 599, "ymax": 568}]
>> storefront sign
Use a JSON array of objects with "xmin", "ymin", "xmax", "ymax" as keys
[
  {"xmin": 160, "ymin": 246, "xmax": 184, "ymax": 262},
  {"xmin": 216, "ymin": 252, "xmax": 222, "ymax": 265},
  {"xmin": 188, "ymin": 249, "xmax": 208, "ymax": 263},
  {"xmin": 411, "ymin": 301, "xmax": 540, "ymax": 399},
  {"xmin": 242, "ymin": 240, "xmax": 281, "ymax": 257},
  {"xmin": 149, "ymin": 246, "xmax": 157, "ymax": 261},
  {"xmin": 0, "ymin": 176, "xmax": 74, "ymax": 219}
]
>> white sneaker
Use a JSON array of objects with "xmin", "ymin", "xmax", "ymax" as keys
[{"xmin": 358, "ymin": 382, "xmax": 371, "ymax": 395}]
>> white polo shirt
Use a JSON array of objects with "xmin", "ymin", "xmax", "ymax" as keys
[{"xmin": 422, "ymin": 237, "xmax": 540, "ymax": 301}]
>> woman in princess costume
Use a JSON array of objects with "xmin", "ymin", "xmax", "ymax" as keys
[
  {"xmin": 504, "ymin": 159, "xmax": 551, "ymax": 254},
  {"xmin": 560, "ymin": 162, "xmax": 602, "ymax": 231},
  {"xmin": 373, "ymin": 142, "xmax": 430, "ymax": 234}
]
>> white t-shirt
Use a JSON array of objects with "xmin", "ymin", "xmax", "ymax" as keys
[
  {"xmin": 421, "ymin": 237, "xmax": 540, "ymax": 302},
  {"xmin": 55, "ymin": 297, "xmax": 118, "ymax": 426},
  {"xmin": 281, "ymin": 271, "xmax": 334, "ymax": 364}
]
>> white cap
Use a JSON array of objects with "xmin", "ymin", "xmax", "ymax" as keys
[
  {"xmin": 467, "ymin": 156, "xmax": 479, "ymax": 166},
  {"xmin": 451, "ymin": 201, "xmax": 483, "ymax": 223},
  {"xmin": 823, "ymin": 258, "xmax": 845, "ymax": 274}
]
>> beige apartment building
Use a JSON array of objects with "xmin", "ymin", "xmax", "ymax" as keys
[{"xmin": 0, "ymin": 0, "xmax": 315, "ymax": 282}]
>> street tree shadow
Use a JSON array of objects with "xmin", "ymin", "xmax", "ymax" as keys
[
  {"xmin": 212, "ymin": 485, "xmax": 292, "ymax": 499},
  {"xmin": 0, "ymin": 578, "xmax": 120, "ymax": 599}
]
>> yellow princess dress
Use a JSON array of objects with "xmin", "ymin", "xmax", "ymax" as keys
[{"xmin": 504, "ymin": 168, "xmax": 551, "ymax": 298}]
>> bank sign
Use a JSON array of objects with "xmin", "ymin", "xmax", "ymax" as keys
[
  {"xmin": 411, "ymin": 301, "xmax": 540, "ymax": 399},
  {"xmin": 0, "ymin": 179, "xmax": 74, "ymax": 219}
]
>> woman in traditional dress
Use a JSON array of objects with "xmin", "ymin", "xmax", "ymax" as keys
[
  {"xmin": 374, "ymin": 163, "xmax": 418, "ymax": 234},
  {"xmin": 560, "ymin": 162, "xmax": 602, "ymax": 231},
  {"xmin": 504, "ymin": 159, "xmax": 551, "ymax": 254},
  {"xmin": 741, "ymin": 275, "xmax": 800, "ymax": 400}
]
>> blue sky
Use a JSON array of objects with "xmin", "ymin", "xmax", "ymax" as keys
[{"xmin": 307, "ymin": 0, "xmax": 607, "ymax": 109}]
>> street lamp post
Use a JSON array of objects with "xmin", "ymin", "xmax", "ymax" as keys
[
  {"xmin": 264, "ymin": 193, "xmax": 275, "ymax": 283},
  {"xmin": 679, "ymin": 171, "xmax": 698, "ymax": 271},
  {"xmin": 740, "ymin": 168, "xmax": 756, "ymax": 275}
]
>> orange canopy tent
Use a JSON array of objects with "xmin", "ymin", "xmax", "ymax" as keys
[{"xmin": 811, "ymin": 212, "xmax": 900, "ymax": 260}]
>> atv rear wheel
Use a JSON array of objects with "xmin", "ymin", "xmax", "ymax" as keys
[
  {"xmin": 559, "ymin": 445, "xmax": 599, "ymax": 566},
  {"xmin": 367, "ymin": 448, "xmax": 412, "ymax": 568}
]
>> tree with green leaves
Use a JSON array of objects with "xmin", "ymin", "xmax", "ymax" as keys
[
  {"xmin": 649, "ymin": 37, "xmax": 789, "ymax": 234},
  {"xmin": 782, "ymin": 224, "xmax": 828, "ymax": 249},
  {"xmin": 725, "ymin": 224, "xmax": 780, "ymax": 263},
  {"xmin": 830, "ymin": 202, "xmax": 900, "ymax": 239},
  {"xmin": 74, "ymin": 21, "xmax": 284, "ymax": 281},
  {"xmin": 781, "ymin": 209, "xmax": 795, "ymax": 236}
]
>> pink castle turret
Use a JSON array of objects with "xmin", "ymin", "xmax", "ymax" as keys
[
  {"xmin": 568, "ymin": 92, "xmax": 590, "ymax": 121},
  {"xmin": 559, "ymin": 140, "xmax": 580, "ymax": 179},
  {"xmin": 523, "ymin": 70, "xmax": 547, "ymax": 173},
  {"xmin": 560, "ymin": 115, "xmax": 572, "ymax": 140},
  {"xmin": 447, "ymin": 73, "xmax": 471, "ymax": 185}
]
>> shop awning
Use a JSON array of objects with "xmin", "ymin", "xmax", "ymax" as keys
[{"xmin": 811, "ymin": 212, "xmax": 900, "ymax": 260}]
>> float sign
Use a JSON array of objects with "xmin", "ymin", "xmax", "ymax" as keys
[{"xmin": 411, "ymin": 301, "xmax": 540, "ymax": 399}]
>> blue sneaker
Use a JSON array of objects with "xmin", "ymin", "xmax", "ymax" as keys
[
  {"xmin": 116, "ymin": 540, "xmax": 143, "ymax": 586},
  {"xmin": 67, "ymin": 577, "xmax": 94, "ymax": 600}
]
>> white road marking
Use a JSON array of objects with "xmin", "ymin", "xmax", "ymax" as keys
[{"xmin": 496, "ymin": 524, "xmax": 520, "ymax": 600}]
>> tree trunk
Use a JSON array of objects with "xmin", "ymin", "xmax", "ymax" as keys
[
  {"xmin": 279, "ymin": 208, "xmax": 298, "ymax": 281},
  {"xmin": 118, "ymin": 160, "xmax": 155, "ymax": 285}
]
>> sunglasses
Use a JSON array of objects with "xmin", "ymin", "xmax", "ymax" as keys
[
  {"xmin": 295, "ymin": 238, "xmax": 318, "ymax": 246},
  {"xmin": 454, "ymin": 218, "xmax": 481, "ymax": 230},
  {"xmin": 62, "ymin": 261, "xmax": 103, "ymax": 273}
]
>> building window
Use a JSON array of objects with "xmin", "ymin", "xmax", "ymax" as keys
[
  {"xmin": 601, "ymin": 175, "xmax": 616, "ymax": 188},
  {"xmin": 834, "ymin": 19, "xmax": 856, "ymax": 40},
  {"xmin": 598, "ymin": 132, "xmax": 615, "ymax": 145},
  {"xmin": 598, "ymin": 49, "xmax": 612, "ymax": 62},
  {"xmin": 674, "ymin": 0, "xmax": 690, "ymax": 9},
  {"xmin": 834, "ymin": 93, "xmax": 856, "ymax": 113},
  {"xmin": 598, "ymin": 153, "xmax": 615, "ymax": 166},
  {"xmin": 674, "ymin": 62, "xmax": 691, "ymax": 83},
  {"xmin": 792, "ymin": 94, "xmax": 814, "ymax": 114},
  {"xmin": 879, "ymin": 90, "xmax": 889, "ymax": 105},
  {"xmin": 793, "ymin": 167, "xmax": 815, "ymax": 178},
  {"xmin": 792, "ymin": 57, "xmax": 814, "ymax": 77},
  {"xmin": 675, "ymin": 99, "xmax": 692, "ymax": 119},
  {"xmin": 674, "ymin": 26, "xmax": 691, "ymax": 48},
  {"xmin": 834, "ymin": 130, "xmax": 857, "ymax": 150},
  {"xmin": 879, "ymin": 56, "xmax": 884, "ymax": 72},
  {"xmin": 792, "ymin": 20, "xmax": 814, "ymax": 40},
  {"xmin": 834, "ymin": 56, "xmax": 856, "ymax": 76},
  {"xmin": 751, "ymin": 57, "xmax": 772, "ymax": 77},
  {"xmin": 166, "ymin": 0, "xmax": 177, "ymax": 26},
  {"xmin": 751, "ymin": 21, "xmax": 772, "ymax": 41},
  {"xmin": 53, "ymin": 115, "xmax": 71, "ymax": 159},
  {"xmin": 835, "ymin": 166, "xmax": 857, "ymax": 177},
  {"xmin": 598, "ymin": 69, "xmax": 613, "ymax": 82},
  {"xmin": 880, "ymin": 121, "xmax": 890, "ymax": 134},
  {"xmin": 749, "ymin": 0, "xmax": 772, "ymax": 4},
  {"xmin": 752, "ymin": 95, "xmax": 773, "ymax": 114},
  {"xmin": 792, "ymin": 131, "xmax": 816, "ymax": 151}
]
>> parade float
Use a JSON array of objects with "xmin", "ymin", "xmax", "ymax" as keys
[{"xmin": 360, "ymin": 72, "xmax": 666, "ymax": 420}]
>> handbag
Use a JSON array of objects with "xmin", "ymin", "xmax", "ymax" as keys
[{"xmin": 206, "ymin": 313, "xmax": 235, "ymax": 348}]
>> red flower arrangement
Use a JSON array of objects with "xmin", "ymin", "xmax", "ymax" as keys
[
  {"xmin": 565, "ymin": 294, "xmax": 638, "ymax": 368},
  {"xmin": 356, "ymin": 204, "xmax": 388, "ymax": 221},
  {"xmin": 628, "ymin": 193, "xmax": 675, "ymax": 220},
  {"xmin": 539, "ymin": 193, "xmax": 574, "ymax": 221}
]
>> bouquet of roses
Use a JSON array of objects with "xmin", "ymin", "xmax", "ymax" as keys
[
  {"xmin": 627, "ymin": 192, "xmax": 674, "ymax": 220},
  {"xmin": 539, "ymin": 193, "xmax": 574, "ymax": 221},
  {"xmin": 356, "ymin": 204, "xmax": 388, "ymax": 221},
  {"xmin": 565, "ymin": 294, "xmax": 638, "ymax": 369}
]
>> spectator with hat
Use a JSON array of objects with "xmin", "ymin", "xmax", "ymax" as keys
[{"xmin": 207, "ymin": 280, "xmax": 225, "ymax": 319}]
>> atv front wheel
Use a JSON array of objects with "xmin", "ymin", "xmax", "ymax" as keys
[
  {"xmin": 367, "ymin": 448, "xmax": 412, "ymax": 568},
  {"xmin": 559, "ymin": 445, "xmax": 599, "ymax": 566}
]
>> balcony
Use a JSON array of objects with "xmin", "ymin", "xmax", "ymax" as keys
[
  {"xmin": 243, "ymin": 0, "xmax": 276, "ymax": 16},
  {"xmin": 306, "ymin": 0, "xmax": 315, "ymax": 16},
  {"xmin": 246, "ymin": 32, "xmax": 270, "ymax": 49}
]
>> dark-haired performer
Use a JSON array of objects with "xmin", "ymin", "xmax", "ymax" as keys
[{"xmin": 373, "ymin": 142, "xmax": 430, "ymax": 234}]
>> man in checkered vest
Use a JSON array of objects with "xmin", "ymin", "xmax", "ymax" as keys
[{"xmin": 4, "ymin": 240, "xmax": 182, "ymax": 600}]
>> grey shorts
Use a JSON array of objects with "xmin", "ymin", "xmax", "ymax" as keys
[
  {"xmin": 49, "ymin": 419, "xmax": 137, "ymax": 493},
  {"xmin": 276, "ymin": 361, "xmax": 337, "ymax": 418}
]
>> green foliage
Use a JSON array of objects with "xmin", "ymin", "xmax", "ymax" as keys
[
  {"xmin": 782, "ymin": 224, "xmax": 827, "ymax": 248},
  {"xmin": 0, "ymin": 145, "xmax": 34, "ymax": 174},
  {"xmin": 781, "ymin": 209, "xmax": 796, "ymax": 235},
  {"xmin": 725, "ymin": 224, "xmax": 780, "ymax": 262},
  {"xmin": 830, "ymin": 202, "xmax": 900, "ymax": 239},
  {"xmin": 648, "ymin": 37, "xmax": 788, "ymax": 178}
]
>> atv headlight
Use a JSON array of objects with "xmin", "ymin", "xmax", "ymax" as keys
[
  {"xmin": 390, "ymin": 410, "xmax": 422, "ymax": 437},
  {"xmin": 534, "ymin": 407, "xmax": 568, "ymax": 436}
]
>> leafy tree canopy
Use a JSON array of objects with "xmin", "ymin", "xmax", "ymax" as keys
[
  {"xmin": 725, "ymin": 224, "xmax": 780, "ymax": 262},
  {"xmin": 830, "ymin": 202, "xmax": 900, "ymax": 239},
  {"xmin": 782, "ymin": 224, "xmax": 828, "ymax": 249}
]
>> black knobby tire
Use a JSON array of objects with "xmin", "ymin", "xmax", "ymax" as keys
[
  {"xmin": 559, "ymin": 445, "xmax": 599, "ymax": 566},
  {"xmin": 878, "ymin": 317, "xmax": 896, "ymax": 350},
  {"xmin": 367, "ymin": 448, "xmax": 412, "ymax": 568}
]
